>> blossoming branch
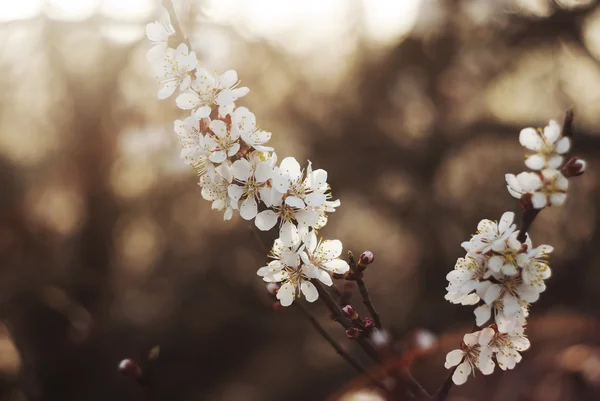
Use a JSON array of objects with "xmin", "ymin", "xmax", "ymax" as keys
[{"xmin": 143, "ymin": 4, "xmax": 587, "ymax": 400}]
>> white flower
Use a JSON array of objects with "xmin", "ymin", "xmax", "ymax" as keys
[
  {"xmin": 517, "ymin": 244, "xmax": 552, "ymax": 290},
  {"xmin": 299, "ymin": 231, "xmax": 350, "ymax": 285},
  {"xmin": 227, "ymin": 151, "xmax": 276, "ymax": 220},
  {"xmin": 461, "ymin": 212, "xmax": 516, "ymax": 255},
  {"xmin": 445, "ymin": 255, "xmax": 487, "ymax": 306},
  {"xmin": 231, "ymin": 107, "xmax": 273, "ymax": 152},
  {"xmin": 254, "ymin": 192, "xmax": 321, "ymax": 247},
  {"xmin": 176, "ymin": 69, "xmax": 249, "ymax": 112},
  {"xmin": 256, "ymin": 238, "xmax": 320, "ymax": 306},
  {"xmin": 444, "ymin": 330, "xmax": 495, "ymax": 385},
  {"xmin": 154, "ymin": 43, "xmax": 198, "ymax": 99},
  {"xmin": 505, "ymin": 169, "xmax": 568, "ymax": 208},
  {"xmin": 200, "ymin": 164, "xmax": 234, "ymax": 220},
  {"xmin": 205, "ymin": 119, "xmax": 241, "ymax": 163},
  {"xmin": 145, "ymin": 20, "xmax": 175, "ymax": 62},
  {"xmin": 519, "ymin": 120, "xmax": 570, "ymax": 170},
  {"xmin": 487, "ymin": 231, "xmax": 530, "ymax": 277},
  {"xmin": 487, "ymin": 326, "xmax": 530, "ymax": 370},
  {"xmin": 272, "ymin": 157, "xmax": 332, "ymax": 209}
]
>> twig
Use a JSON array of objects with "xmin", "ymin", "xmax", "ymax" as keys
[
  {"xmin": 314, "ymin": 282, "xmax": 431, "ymax": 399},
  {"xmin": 161, "ymin": 0, "xmax": 191, "ymax": 48},
  {"xmin": 295, "ymin": 303, "xmax": 387, "ymax": 391},
  {"xmin": 356, "ymin": 278, "xmax": 383, "ymax": 330}
]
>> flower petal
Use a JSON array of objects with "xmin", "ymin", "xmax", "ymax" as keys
[
  {"xmin": 255, "ymin": 210, "xmax": 279, "ymax": 231},
  {"xmin": 519, "ymin": 128, "xmax": 543, "ymax": 151},
  {"xmin": 301, "ymin": 281, "xmax": 319, "ymax": 302}
]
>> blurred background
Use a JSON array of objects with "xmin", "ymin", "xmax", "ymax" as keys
[{"xmin": 0, "ymin": 0, "xmax": 599, "ymax": 400}]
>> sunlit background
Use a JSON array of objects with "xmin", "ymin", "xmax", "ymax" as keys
[{"xmin": 1, "ymin": 0, "xmax": 600, "ymax": 400}]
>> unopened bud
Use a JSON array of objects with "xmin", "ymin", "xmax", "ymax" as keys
[
  {"xmin": 272, "ymin": 301, "xmax": 283, "ymax": 311},
  {"xmin": 358, "ymin": 251, "xmax": 375, "ymax": 271},
  {"xmin": 266, "ymin": 283, "xmax": 280, "ymax": 297},
  {"xmin": 342, "ymin": 305, "xmax": 358, "ymax": 320},
  {"xmin": 562, "ymin": 157, "xmax": 587, "ymax": 178},
  {"xmin": 119, "ymin": 359, "xmax": 142, "ymax": 381},
  {"xmin": 362, "ymin": 317, "xmax": 375, "ymax": 329},
  {"xmin": 345, "ymin": 327, "xmax": 360, "ymax": 339}
]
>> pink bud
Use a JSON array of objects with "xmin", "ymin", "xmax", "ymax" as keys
[
  {"xmin": 272, "ymin": 301, "xmax": 284, "ymax": 311},
  {"xmin": 345, "ymin": 327, "xmax": 360, "ymax": 339},
  {"xmin": 362, "ymin": 317, "xmax": 375, "ymax": 329},
  {"xmin": 562, "ymin": 157, "xmax": 587, "ymax": 178},
  {"xmin": 358, "ymin": 251, "xmax": 375, "ymax": 267},
  {"xmin": 342, "ymin": 305, "xmax": 358, "ymax": 320},
  {"xmin": 118, "ymin": 359, "xmax": 142, "ymax": 381}
]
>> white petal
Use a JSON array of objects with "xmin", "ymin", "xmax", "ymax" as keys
[
  {"xmin": 239, "ymin": 197, "xmax": 258, "ymax": 220},
  {"xmin": 445, "ymin": 349, "xmax": 465, "ymax": 369},
  {"xmin": 255, "ymin": 210, "xmax": 279, "ymax": 231},
  {"xmin": 301, "ymin": 281, "xmax": 319, "ymax": 302},
  {"xmin": 158, "ymin": 81, "xmax": 178, "ymax": 99},
  {"xmin": 193, "ymin": 106, "xmax": 211, "ymax": 119},
  {"xmin": 209, "ymin": 150, "xmax": 227, "ymax": 164},
  {"xmin": 452, "ymin": 361, "xmax": 471, "ymax": 385},
  {"xmin": 227, "ymin": 185, "xmax": 244, "ymax": 203},
  {"xmin": 255, "ymin": 162, "xmax": 273, "ymax": 183},
  {"xmin": 176, "ymin": 92, "xmax": 200, "ymax": 109},
  {"xmin": 285, "ymin": 196, "xmax": 305, "ymax": 209},
  {"xmin": 209, "ymin": 120, "xmax": 228, "ymax": 139},
  {"xmin": 543, "ymin": 120, "xmax": 561, "ymax": 144},
  {"xmin": 305, "ymin": 192, "xmax": 327, "ymax": 207},
  {"xmin": 280, "ymin": 221, "xmax": 300, "ymax": 247},
  {"xmin": 483, "ymin": 284, "xmax": 502, "ymax": 305},
  {"xmin": 231, "ymin": 158, "xmax": 252, "ymax": 181},
  {"xmin": 323, "ymin": 259, "xmax": 350, "ymax": 274},
  {"xmin": 488, "ymin": 255, "xmax": 503, "ymax": 272},
  {"xmin": 277, "ymin": 282, "xmax": 296, "ymax": 306},
  {"xmin": 531, "ymin": 192, "xmax": 547, "ymax": 209},
  {"xmin": 498, "ymin": 212, "xmax": 514, "ymax": 234},
  {"xmin": 463, "ymin": 332, "xmax": 480, "ymax": 347},
  {"xmin": 281, "ymin": 251, "xmax": 301, "ymax": 268},
  {"xmin": 548, "ymin": 155, "xmax": 564, "ymax": 169},
  {"xmin": 219, "ymin": 70, "xmax": 238, "ymax": 88},
  {"xmin": 279, "ymin": 157, "xmax": 302, "ymax": 180},
  {"xmin": 478, "ymin": 347, "xmax": 495, "ymax": 375},
  {"xmin": 555, "ymin": 136, "xmax": 571, "ymax": 154},
  {"xmin": 474, "ymin": 304, "xmax": 491, "ymax": 327},
  {"xmin": 525, "ymin": 154, "xmax": 546, "ymax": 170},
  {"xmin": 303, "ymin": 231, "xmax": 318, "ymax": 253},
  {"xmin": 479, "ymin": 328, "xmax": 495, "ymax": 346},
  {"xmin": 519, "ymin": 128, "xmax": 543, "ymax": 151},
  {"xmin": 319, "ymin": 240, "xmax": 343, "ymax": 259},
  {"xmin": 518, "ymin": 172, "xmax": 543, "ymax": 192},
  {"xmin": 502, "ymin": 294, "xmax": 520, "ymax": 316}
]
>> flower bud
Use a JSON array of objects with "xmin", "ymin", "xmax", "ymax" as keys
[
  {"xmin": 266, "ymin": 283, "xmax": 280, "ymax": 297},
  {"xmin": 345, "ymin": 327, "xmax": 360, "ymax": 339},
  {"xmin": 342, "ymin": 305, "xmax": 358, "ymax": 320},
  {"xmin": 272, "ymin": 301, "xmax": 283, "ymax": 311},
  {"xmin": 358, "ymin": 251, "xmax": 375, "ymax": 267},
  {"xmin": 118, "ymin": 359, "xmax": 142, "ymax": 381},
  {"xmin": 362, "ymin": 317, "xmax": 375, "ymax": 329},
  {"xmin": 562, "ymin": 157, "xmax": 587, "ymax": 178}
]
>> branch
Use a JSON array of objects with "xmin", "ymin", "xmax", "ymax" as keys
[
  {"xmin": 295, "ymin": 303, "xmax": 387, "ymax": 391},
  {"xmin": 356, "ymin": 278, "xmax": 383, "ymax": 330},
  {"xmin": 161, "ymin": 0, "xmax": 191, "ymax": 48}
]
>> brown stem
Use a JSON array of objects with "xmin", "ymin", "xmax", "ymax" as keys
[
  {"xmin": 314, "ymin": 281, "xmax": 430, "ymax": 399},
  {"xmin": 295, "ymin": 303, "xmax": 387, "ymax": 391},
  {"xmin": 161, "ymin": 0, "xmax": 191, "ymax": 48},
  {"xmin": 356, "ymin": 278, "xmax": 383, "ymax": 329}
]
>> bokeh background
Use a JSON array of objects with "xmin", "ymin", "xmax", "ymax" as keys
[{"xmin": 0, "ymin": 0, "xmax": 600, "ymax": 400}]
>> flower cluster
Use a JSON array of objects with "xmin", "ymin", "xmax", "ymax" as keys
[
  {"xmin": 445, "ymin": 212, "xmax": 549, "ymax": 383},
  {"xmin": 505, "ymin": 120, "xmax": 572, "ymax": 208},
  {"xmin": 445, "ymin": 116, "xmax": 587, "ymax": 384},
  {"xmin": 146, "ymin": 19, "xmax": 346, "ymax": 306}
]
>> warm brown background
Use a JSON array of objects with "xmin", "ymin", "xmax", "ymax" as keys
[{"xmin": 0, "ymin": 1, "xmax": 599, "ymax": 400}]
